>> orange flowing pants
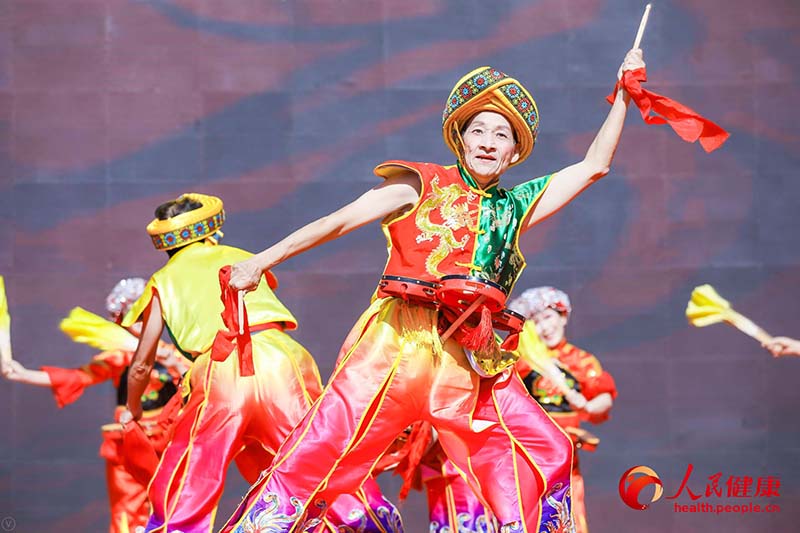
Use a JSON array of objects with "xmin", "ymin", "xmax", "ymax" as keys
[
  {"xmin": 223, "ymin": 299, "xmax": 573, "ymax": 533},
  {"xmin": 144, "ymin": 329, "xmax": 397, "ymax": 533},
  {"xmin": 100, "ymin": 407, "xmax": 170, "ymax": 533},
  {"xmin": 104, "ymin": 451, "xmax": 149, "ymax": 533}
]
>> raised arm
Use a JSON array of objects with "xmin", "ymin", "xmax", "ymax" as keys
[
  {"xmin": 122, "ymin": 293, "xmax": 164, "ymax": 422},
  {"xmin": 229, "ymin": 173, "xmax": 421, "ymax": 291},
  {"xmin": 524, "ymin": 49, "xmax": 644, "ymax": 230}
]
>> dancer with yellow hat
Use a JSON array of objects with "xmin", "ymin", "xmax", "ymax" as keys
[
  {"xmin": 121, "ymin": 193, "xmax": 401, "ymax": 533},
  {"xmin": 223, "ymin": 45, "xmax": 645, "ymax": 533}
]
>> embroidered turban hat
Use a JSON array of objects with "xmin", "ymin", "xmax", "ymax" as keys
[
  {"xmin": 509, "ymin": 286, "xmax": 572, "ymax": 320},
  {"xmin": 442, "ymin": 66, "xmax": 539, "ymax": 167},
  {"xmin": 146, "ymin": 193, "xmax": 226, "ymax": 251}
]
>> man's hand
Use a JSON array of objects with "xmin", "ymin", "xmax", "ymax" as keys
[
  {"xmin": 763, "ymin": 336, "xmax": 800, "ymax": 357},
  {"xmin": 229, "ymin": 257, "xmax": 265, "ymax": 292},
  {"xmin": 120, "ymin": 404, "xmax": 142, "ymax": 425},
  {"xmin": 1, "ymin": 359, "xmax": 25, "ymax": 380},
  {"xmin": 618, "ymin": 48, "xmax": 645, "ymax": 80}
]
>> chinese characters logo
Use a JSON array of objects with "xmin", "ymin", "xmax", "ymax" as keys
[{"xmin": 619, "ymin": 464, "xmax": 781, "ymax": 514}]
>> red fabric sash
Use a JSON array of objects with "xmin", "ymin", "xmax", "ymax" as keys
[
  {"xmin": 211, "ymin": 266, "xmax": 255, "ymax": 376},
  {"xmin": 121, "ymin": 421, "xmax": 160, "ymax": 485},
  {"xmin": 608, "ymin": 67, "xmax": 729, "ymax": 153}
]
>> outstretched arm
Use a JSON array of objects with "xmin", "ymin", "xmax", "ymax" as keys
[
  {"xmin": 2, "ymin": 359, "xmax": 52, "ymax": 386},
  {"xmin": 524, "ymin": 49, "xmax": 644, "ymax": 230},
  {"xmin": 122, "ymin": 293, "xmax": 164, "ymax": 422},
  {"xmin": 229, "ymin": 173, "xmax": 421, "ymax": 291},
  {"xmin": 763, "ymin": 336, "xmax": 800, "ymax": 358},
  {"xmin": 2, "ymin": 350, "xmax": 127, "ymax": 408}
]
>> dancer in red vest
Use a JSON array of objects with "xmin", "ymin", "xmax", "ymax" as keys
[{"xmin": 225, "ymin": 48, "xmax": 645, "ymax": 533}]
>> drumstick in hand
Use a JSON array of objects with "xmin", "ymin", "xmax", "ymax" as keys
[
  {"xmin": 633, "ymin": 3, "xmax": 652, "ymax": 49},
  {"xmin": 238, "ymin": 290, "xmax": 245, "ymax": 335}
]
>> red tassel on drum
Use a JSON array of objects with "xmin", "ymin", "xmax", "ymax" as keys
[
  {"xmin": 395, "ymin": 421, "xmax": 433, "ymax": 501},
  {"xmin": 500, "ymin": 331, "xmax": 520, "ymax": 352},
  {"xmin": 459, "ymin": 305, "xmax": 496, "ymax": 352}
]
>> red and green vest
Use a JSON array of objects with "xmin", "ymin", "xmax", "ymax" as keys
[{"xmin": 375, "ymin": 160, "xmax": 553, "ymax": 294}]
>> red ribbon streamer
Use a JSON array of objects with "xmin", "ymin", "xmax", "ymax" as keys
[
  {"xmin": 211, "ymin": 266, "xmax": 255, "ymax": 376},
  {"xmin": 608, "ymin": 67, "xmax": 729, "ymax": 153}
]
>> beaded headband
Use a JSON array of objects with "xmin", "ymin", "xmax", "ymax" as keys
[
  {"xmin": 442, "ymin": 66, "xmax": 539, "ymax": 167},
  {"xmin": 146, "ymin": 193, "xmax": 225, "ymax": 251}
]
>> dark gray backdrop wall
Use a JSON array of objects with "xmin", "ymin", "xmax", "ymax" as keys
[{"xmin": 1, "ymin": 1, "xmax": 798, "ymax": 531}]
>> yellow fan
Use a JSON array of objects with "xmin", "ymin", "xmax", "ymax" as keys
[
  {"xmin": 59, "ymin": 306, "xmax": 139, "ymax": 352},
  {"xmin": 0, "ymin": 276, "xmax": 9, "ymax": 331},
  {"xmin": 514, "ymin": 321, "xmax": 571, "ymax": 395},
  {"xmin": 0, "ymin": 276, "xmax": 12, "ymax": 367},
  {"xmin": 686, "ymin": 284, "xmax": 772, "ymax": 344}
]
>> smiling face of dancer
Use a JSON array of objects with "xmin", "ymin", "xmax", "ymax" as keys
[
  {"xmin": 532, "ymin": 307, "xmax": 568, "ymax": 349},
  {"xmin": 460, "ymin": 110, "xmax": 521, "ymax": 188}
]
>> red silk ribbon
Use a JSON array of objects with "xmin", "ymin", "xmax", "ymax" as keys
[
  {"xmin": 211, "ymin": 266, "xmax": 255, "ymax": 376},
  {"xmin": 608, "ymin": 67, "xmax": 729, "ymax": 153}
]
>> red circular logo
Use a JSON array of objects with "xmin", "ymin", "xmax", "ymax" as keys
[{"xmin": 619, "ymin": 466, "xmax": 664, "ymax": 510}]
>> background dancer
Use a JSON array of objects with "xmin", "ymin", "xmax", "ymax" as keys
[
  {"xmin": 510, "ymin": 287, "xmax": 617, "ymax": 533},
  {"xmin": 1, "ymin": 278, "xmax": 185, "ymax": 533}
]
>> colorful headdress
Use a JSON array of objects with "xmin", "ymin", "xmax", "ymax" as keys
[
  {"xmin": 105, "ymin": 277, "xmax": 146, "ymax": 322},
  {"xmin": 442, "ymin": 66, "xmax": 539, "ymax": 167},
  {"xmin": 509, "ymin": 286, "xmax": 571, "ymax": 319},
  {"xmin": 146, "ymin": 193, "xmax": 225, "ymax": 251}
]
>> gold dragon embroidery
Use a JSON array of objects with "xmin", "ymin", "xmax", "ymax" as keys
[{"xmin": 415, "ymin": 176, "xmax": 474, "ymax": 277}]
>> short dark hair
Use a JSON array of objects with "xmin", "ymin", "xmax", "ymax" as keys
[
  {"xmin": 154, "ymin": 197, "xmax": 204, "ymax": 256},
  {"xmin": 154, "ymin": 197, "xmax": 203, "ymax": 220}
]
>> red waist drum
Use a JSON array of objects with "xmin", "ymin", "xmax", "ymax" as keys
[
  {"xmin": 436, "ymin": 275, "xmax": 507, "ymax": 314},
  {"xmin": 378, "ymin": 275, "xmax": 440, "ymax": 305},
  {"xmin": 493, "ymin": 307, "xmax": 525, "ymax": 333}
]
